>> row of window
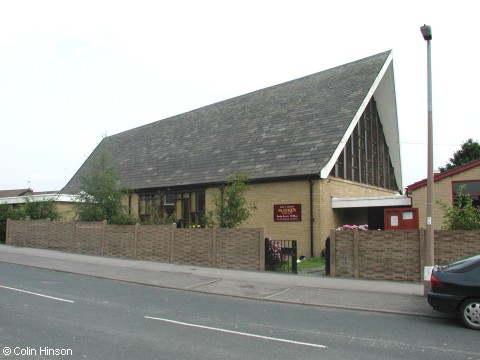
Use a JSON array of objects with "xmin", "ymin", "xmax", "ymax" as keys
[{"xmin": 138, "ymin": 191, "xmax": 205, "ymax": 227}]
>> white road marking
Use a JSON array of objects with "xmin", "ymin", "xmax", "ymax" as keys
[
  {"xmin": 0, "ymin": 285, "xmax": 75, "ymax": 303},
  {"xmin": 144, "ymin": 316, "xmax": 327, "ymax": 349},
  {"xmin": 184, "ymin": 278, "xmax": 222, "ymax": 289},
  {"xmin": 264, "ymin": 287, "xmax": 291, "ymax": 299}
]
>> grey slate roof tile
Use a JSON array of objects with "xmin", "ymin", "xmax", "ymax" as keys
[{"xmin": 62, "ymin": 51, "xmax": 391, "ymax": 193}]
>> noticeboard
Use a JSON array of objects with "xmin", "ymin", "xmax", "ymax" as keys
[{"xmin": 274, "ymin": 204, "xmax": 301, "ymax": 222}]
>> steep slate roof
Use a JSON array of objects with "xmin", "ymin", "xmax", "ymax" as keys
[{"xmin": 63, "ymin": 51, "xmax": 397, "ymax": 193}]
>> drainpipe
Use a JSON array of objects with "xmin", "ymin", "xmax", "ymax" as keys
[{"xmin": 309, "ymin": 178, "xmax": 314, "ymax": 258}]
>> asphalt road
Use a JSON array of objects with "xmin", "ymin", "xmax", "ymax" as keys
[{"xmin": 1, "ymin": 262, "xmax": 479, "ymax": 360}]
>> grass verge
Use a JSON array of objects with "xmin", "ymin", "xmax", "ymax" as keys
[{"xmin": 296, "ymin": 257, "xmax": 325, "ymax": 271}]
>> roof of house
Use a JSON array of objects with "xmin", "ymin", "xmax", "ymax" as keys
[
  {"xmin": 0, "ymin": 189, "xmax": 32, "ymax": 198},
  {"xmin": 407, "ymin": 159, "xmax": 480, "ymax": 191},
  {"xmin": 62, "ymin": 50, "xmax": 400, "ymax": 193},
  {"xmin": 0, "ymin": 193, "xmax": 77, "ymax": 205}
]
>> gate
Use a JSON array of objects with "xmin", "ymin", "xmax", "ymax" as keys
[{"xmin": 265, "ymin": 238, "xmax": 297, "ymax": 274}]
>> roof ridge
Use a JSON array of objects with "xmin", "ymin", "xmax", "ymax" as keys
[{"xmin": 110, "ymin": 50, "xmax": 393, "ymax": 139}]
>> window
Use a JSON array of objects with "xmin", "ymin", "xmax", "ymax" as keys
[
  {"xmin": 452, "ymin": 181, "xmax": 480, "ymax": 208},
  {"xmin": 138, "ymin": 190, "xmax": 206, "ymax": 227},
  {"xmin": 329, "ymin": 97, "xmax": 397, "ymax": 191},
  {"xmin": 164, "ymin": 193, "xmax": 175, "ymax": 205}
]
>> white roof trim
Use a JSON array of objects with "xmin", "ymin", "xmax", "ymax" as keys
[
  {"xmin": 332, "ymin": 195, "xmax": 411, "ymax": 209},
  {"xmin": 0, "ymin": 194, "xmax": 78, "ymax": 205},
  {"xmin": 321, "ymin": 52, "xmax": 402, "ymax": 190}
]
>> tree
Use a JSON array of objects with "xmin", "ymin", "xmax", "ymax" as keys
[
  {"xmin": 439, "ymin": 138, "xmax": 480, "ymax": 172},
  {"xmin": 438, "ymin": 186, "xmax": 480, "ymax": 230},
  {"xmin": 74, "ymin": 141, "xmax": 136, "ymax": 224},
  {"xmin": 0, "ymin": 198, "xmax": 60, "ymax": 243},
  {"xmin": 206, "ymin": 173, "xmax": 256, "ymax": 228},
  {"xmin": 0, "ymin": 204, "xmax": 18, "ymax": 243}
]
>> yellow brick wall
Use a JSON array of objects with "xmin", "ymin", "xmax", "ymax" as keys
[
  {"xmin": 104, "ymin": 177, "xmax": 402, "ymax": 258},
  {"xmin": 55, "ymin": 193, "xmax": 139, "ymax": 221},
  {"xmin": 55, "ymin": 202, "xmax": 76, "ymax": 220},
  {"xmin": 205, "ymin": 177, "xmax": 398, "ymax": 258},
  {"xmin": 206, "ymin": 179, "xmax": 314, "ymax": 257},
  {"xmin": 319, "ymin": 176, "xmax": 398, "ymax": 243},
  {"xmin": 409, "ymin": 166, "xmax": 480, "ymax": 229}
]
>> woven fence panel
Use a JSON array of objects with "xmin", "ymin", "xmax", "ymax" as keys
[
  {"xmin": 48, "ymin": 221, "xmax": 75, "ymax": 251},
  {"xmin": 25, "ymin": 220, "xmax": 49, "ymax": 248},
  {"xmin": 136, "ymin": 225, "xmax": 172, "ymax": 262},
  {"xmin": 74, "ymin": 222, "xmax": 103, "ymax": 255},
  {"xmin": 435, "ymin": 230, "xmax": 480, "ymax": 264},
  {"xmin": 216, "ymin": 228, "xmax": 260, "ymax": 270},
  {"xmin": 104, "ymin": 225, "xmax": 135, "ymax": 258},
  {"xmin": 173, "ymin": 228, "xmax": 213, "ymax": 267},
  {"xmin": 358, "ymin": 230, "xmax": 421, "ymax": 282},
  {"xmin": 334, "ymin": 231, "xmax": 355, "ymax": 277},
  {"xmin": 6, "ymin": 220, "xmax": 26, "ymax": 246}
]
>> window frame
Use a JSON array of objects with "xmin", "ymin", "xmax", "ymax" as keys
[{"xmin": 451, "ymin": 180, "xmax": 480, "ymax": 208}]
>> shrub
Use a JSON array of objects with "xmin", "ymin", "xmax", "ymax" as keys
[
  {"xmin": 336, "ymin": 224, "xmax": 368, "ymax": 231},
  {"xmin": 205, "ymin": 173, "xmax": 256, "ymax": 228},
  {"xmin": 265, "ymin": 237, "xmax": 288, "ymax": 271},
  {"xmin": 438, "ymin": 186, "xmax": 480, "ymax": 230}
]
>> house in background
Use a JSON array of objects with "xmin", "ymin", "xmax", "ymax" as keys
[
  {"xmin": 407, "ymin": 159, "xmax": 480, "ymax": 230},
  {"xmin": 62, "ymin": 50, "xmax": 406, "ymax": 257},
  {"xmin": 0, "ymin": 189, "xmax": 77, "ymax": 219},
  {"xmin": 0, "ymin": 189, "xmax": 32, "ymax": 199},
  {"xmin": 0, "ymin": 189, "xmax": 34, "ymax": 212}
]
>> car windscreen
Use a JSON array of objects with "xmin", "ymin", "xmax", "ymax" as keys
[{"xmin": 442, "ymin": 254, "xmax": 480, "ymax": 272}]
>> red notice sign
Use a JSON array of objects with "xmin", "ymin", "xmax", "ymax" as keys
[{"xmin": 274, "ymin": 204, "xmax": 301, "ymax": 222}]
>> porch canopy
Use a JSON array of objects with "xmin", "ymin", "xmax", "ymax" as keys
[{"xmin": 331, "ymin": 195, "xmax": 411, "ymax": 209}]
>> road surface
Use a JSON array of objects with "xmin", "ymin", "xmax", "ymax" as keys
[{"xmin": 0, "ymin": 262, "xmax": 478, "ymax": 359}]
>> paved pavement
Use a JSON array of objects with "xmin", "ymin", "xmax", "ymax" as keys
[{"xmin": 0, "ymin": 244, "xmax": 444, "ymax": 318}]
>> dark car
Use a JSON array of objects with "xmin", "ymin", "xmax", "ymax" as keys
[{"xmin": 427, "ymin": 254, "xmax": 480, "ymax": 330}]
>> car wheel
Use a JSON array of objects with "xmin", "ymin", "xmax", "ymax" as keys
[{"xmin": 459, "ymin": 298, "xmax": 480, "ymax": 330}]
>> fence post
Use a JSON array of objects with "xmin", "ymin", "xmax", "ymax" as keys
[
  {"xmin": 47, "ymin": 219, "xmax": 50, "ymax": 249},
  {"xmin": 354, "ymin": 228, "xmax": 359, "ymax": 279},
  {"xmin": 259, "ymin": 227, "xmax": 266, "ymax": 271},
  {"xmin": 419, "ymin": 228, "xmax": 425, "ymax": 281},
  {"xmin": 6, "ymin": 218, "xmax": 10, "ymax": 245},
  {"xmin": 101, "ymin": 220, "xmax": 107, "ymax": 255},
  {"xmin": 330, "ymin": 229, "xmax": 336, "ymax": 277},
  {"xmin": 24, "ymin": 219, "xmax": 28, "ymax": 247},
  {"xmin": 72, "ymin": 221, "xmax": 76, "ymax": 252},
  {"xmin": 170, "ymin": 223, "xmax": 176, "ymax": 263},
  {"xmin": 212, "ymin": 228, "xmax": 217, "ymax": 267},
  {"xmin": 134, "ymin": 223, "xmax": 139, "ymax": 259}
]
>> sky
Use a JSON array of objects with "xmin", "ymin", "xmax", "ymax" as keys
[{"xmin": 0, "ymin": 0, "xmax": 478, "ymax": 192}]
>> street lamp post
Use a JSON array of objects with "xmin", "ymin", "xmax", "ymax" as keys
[{"xmin": 421, "ymin": 24, "xmax": 434, "ymax": 289}]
